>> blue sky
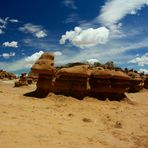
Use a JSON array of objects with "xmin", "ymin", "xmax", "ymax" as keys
[{"xmin": 0, "ymin": 0, "xmax": 148, "ymax": 74}]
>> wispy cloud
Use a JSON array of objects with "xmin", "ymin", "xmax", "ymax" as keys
[
  {"xmin": 0, "ymin": 52, "xmax": 15, "ymax": 59},
  {"xmin": 9, "ymin": 19, "xmax": 19, "ymax": 23},
  {"xmin": 63, "ymin": 0, "xmax": 77, "ymax": 10},
  {"xmin": 98, "ymin": 0, "xmax": 148, "ymax": 26},
  {"xmin": 53, "ymin": 51, "xmax": 63, "ymax": 56},
  {"xmin": 129, "ymin": 53, "xmax": 148, "ymax": 66},
  {"xmin": 0, "ymin": 17, "xmax": 9, "ymax": 29},
  {"xmin": 64, "ymin": 13, "xmax": 79, "ymax": 24},
  {"xmin": 0, "ymin": 17, "xmax": 19, "ymax": 34},
  {"xmin": 19, "ymin": 23, "xmax": 47, "ymax": 38},
  {"xmin": 0, "ymin": 29, "xmax": 3, "ymax": 34}
]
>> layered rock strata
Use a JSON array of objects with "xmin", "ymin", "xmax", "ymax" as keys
[
  {"xmin": 89, "ymin": 69, "xmax": 130, "ymax": 99},
  {"xmin": 53, "ymin": 65, "xmax": 91, "ymax": 99}
]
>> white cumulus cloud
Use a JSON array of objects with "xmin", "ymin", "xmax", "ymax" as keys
[
  {"xmin": 3, "ymin": 41, "xmax": 18, "ymax": 48},
  {"xmin": 98, "ymin": 0, "xmax": 148, "ymax": 26},
  {"xmin": 60, "ymin": 26, "xmax": 110, "ymax": 48},
  {"xmin": 35, "ymin": 30, "xmax": 47, "ymax": 38},
  {"xmin": 25, "ymin": 51, "xmax": 44, "ymax": 67},
  {"xmin": 129, "ymin": 53, "xmax": 148, "ymax": 66},
  {"xmin": 19, "ymin": 23, "xmax": 47, "ymax": 38},
  {"xmin": 87, "ymin": 59, "xmax": 99, "ymax": 65}
]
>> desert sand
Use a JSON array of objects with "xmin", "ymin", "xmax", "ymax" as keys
[{"xmin": 0, "ymin": 80, "xmax": 148, "ymax": 148}]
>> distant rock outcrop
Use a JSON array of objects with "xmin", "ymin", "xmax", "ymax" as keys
[
  {"xmin": 127, "ymin": 71, "xmax": 144, "ymax": 92},
  {"xmin": 89, "ymin": 68, "xmax": 130, "ymax": 99},
  {"xmin": 0, "ymin": 70, "xmax": 16, "ymax": 80},
  {"xmin": 14, "ymin": 73, "xmax": 28, "ymax": 87},
  {"xmin": 53, "ymin": 65, "xmax": 91, "ymax": 99},
  {"xmin": 31, "ymin": 53, "xmax": 55, "ymax": 97}
]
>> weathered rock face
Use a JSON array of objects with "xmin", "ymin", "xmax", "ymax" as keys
[
  {"xmin": 144, "ymin": 75, "xmax": 148, "ymax": 89},
  {"xmin": 89, "ymin": 69, "xmax": 130, "ymax": 99},
  {"xmin": 53, "ymin": 65, "xmax": 91, "ymax": 99},
  {"xmin": 0, "ymin": 70, "xmax": 16, "ymax": 80},
  {"xmin": 31, "ymin": 53, "xmax": 55, "ymax": 97},
  {"xmin": 31, "ymin": 53, "xmax": 54, "ymax": 75},
  {"xmin": 127, "ymin": 72, "xmax": 144, "ymax": 92}
]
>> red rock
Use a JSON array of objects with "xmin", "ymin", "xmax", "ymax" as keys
[
  {"xmin": 53, "ymin": 65, "xmax": 91, "ymax": 99},
  {"xmin": 31, "ymin": 53, "xmax": 55, "ymax": 97},
  {"xmin": 31, "ymin": 53, "xmax": 55, "ymax": 75},
  {"xmin": 89, "ymin": 69, "xmax": 130, "ymax": 99},
  {"xmin": 0, "ymin": 70, "xmax": 16, "ymax": 80}
]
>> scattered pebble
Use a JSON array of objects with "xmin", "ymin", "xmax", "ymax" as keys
[
  {"xmin": 114, "ymin": 121, "xmax": 122, "ymax": 128},
  {"xmin": 82, "ymin": 118, "xmax": 92, "ymax": 123}
]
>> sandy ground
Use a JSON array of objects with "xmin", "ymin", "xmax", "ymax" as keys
[{"xmin": 0, "ymin": 80, "xmax": 148, "ymax": 148}]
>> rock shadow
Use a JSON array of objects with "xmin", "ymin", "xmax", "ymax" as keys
[
  {"xmin": 88, "ymin": 93, "xmax": 126, "ymax": 101},
  {"xmin": 23, "ymin": 89, "xmax": 50, "ymax": 98}
]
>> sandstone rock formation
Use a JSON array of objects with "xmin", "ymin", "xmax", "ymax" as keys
[
  {"xmin": 31, "ymin": 53, "xmax": 55, "ymax": 97},
  {"xmin": 53, "ymin": 65, "xmax": 91, "ymax": 99},
  {"xmin": 14, "ymin": 73, "xmax": 28, "ymax": 87},
  {"xmin": 89, "ymin": 68, "xmax": 130, "ymax": 99},
  {"xmin": 28, "ymin": 52, "xmax": 147, "ymax": 99},
  {"xmin": 127, "ymin": 71, "xmax": 144, "ymax": 92},
  {"xmin": 0, "ymin": 70, "xmax": 16, "ymax": 80}
]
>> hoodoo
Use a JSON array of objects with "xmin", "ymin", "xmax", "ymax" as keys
[{"xmin": 31, "ymin": 53, "xmax": 55, "ymax": 97}]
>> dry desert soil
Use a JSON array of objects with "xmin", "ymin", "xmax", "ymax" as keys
[{"xmin": 0, "ymin": 80, "xmax": 148, "ymax": 148}]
